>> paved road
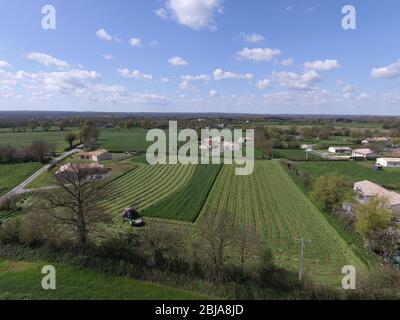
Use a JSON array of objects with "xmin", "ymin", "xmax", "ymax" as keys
[{"xmin": 0, "ymin": 147, "xmax": 81, "ymax": 202}]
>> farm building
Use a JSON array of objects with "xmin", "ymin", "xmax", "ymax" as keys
[
  {"xmin": 376, "ymin": 158, "xmax": 400, "ymax": 168},
  {"xmin": 56, "ymin": 163, "xmax": 107, "ymax": 179},
  {"xmin": 351, "ymin": 149, "xmax": 376, "ymax": 159},
  {"xmin": 353, "ymin": 180, "xmax": 400, "ymax": 219},
  {"xmin": 361, "ymin": 137, "xmax": 391, "ymax": 145},
  {"xmin": 79, "ymin": 149, "xmax": 112, "ymax": 162},
  {"xmin": 328, "ymin": 146, "xmax": 352, "ymax": 154}
]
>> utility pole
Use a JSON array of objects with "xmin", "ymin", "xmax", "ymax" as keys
[{"xmin": 296, "ymin": 238, "xmax": 311, "ymax": 282}]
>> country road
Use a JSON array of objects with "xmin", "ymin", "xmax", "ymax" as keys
[{"xmin": 0, "ymin": 147, "xmax": 82, "ymax": 202}]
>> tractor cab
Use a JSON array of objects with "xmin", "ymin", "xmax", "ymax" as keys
[{"xmin": 122, "ymin": 205, "xmax": 145, "ymax": 228}]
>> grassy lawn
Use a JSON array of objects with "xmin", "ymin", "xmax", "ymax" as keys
[
  {"xmin": 273, "ymin": 149, "xmax": 321, "ymax": 161},
  {"xmin": 199, "ymin": 161, "xmax": 366, "ymax": 285},
  {"xmin": 0, "ymin": 129, "xmax": 76, "ymax": 152},
  {"xmin": 0, "ymin": 260, "xmax": 208, "ymax": 300},
  {"xmin": 294, "ymin": 161, "xmax": 400, "ymax": 191},
  {"xmin": 0, "ymin": 163, "xmax": 42, "ymax": 196},
  {"xmin": 143, "ymin": 164, "xmax": 222, "ymax": 222}
]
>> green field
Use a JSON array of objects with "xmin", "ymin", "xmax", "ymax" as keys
[
  {"xmin": 98, "ymin": 128, "xmax": 153, "ymax": 152},
  {"xmin": 273, "ymin": 149, "xmax": 321, "ymax": 161},
  {"xmin": 104, "ymin": 163, "xmax": 196, "ymax": 215},
  {"xmin": 0, "ymin": 260, "xmax": 208, "ymax": 300},
  {"xmin": 294, "ymin": 161, "xmax": 400, "ymax": 191},
  {"xmin": 199, "ymin": 161, "xmax": 365, "ymax": 283},
  {"xmin": 0, "ymin": 162, "xmax": 42, "ymax": 196},
  {"xmin": 0, "ymin": 130, "xmax": 75, "ymax": 152},
  {"xmin": 143, "ymin": 164, "xmax": 222, "ymax": 222}
]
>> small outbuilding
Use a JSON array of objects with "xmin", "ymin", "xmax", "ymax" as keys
[
  {"xmin": 79, "ymin": 149, "xmax": 112, "ymax": 162},
  {"xmin": 376, "ymin": 158, "xmax": 400, "ymax": 168},
  {"xmin": 328, "ymin": 146, "xmax": 352, "ymax": 154}
]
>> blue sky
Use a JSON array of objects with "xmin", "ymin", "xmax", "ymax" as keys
[{"xmin": 0, "ymin": 0, "xmax": 400, "ymax": 114}]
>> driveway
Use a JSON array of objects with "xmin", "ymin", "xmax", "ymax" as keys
[{"xmin": 0, "ymin": 146, "xmax": 81, "ymax": 202}]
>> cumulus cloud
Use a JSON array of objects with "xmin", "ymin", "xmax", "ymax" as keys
[
  {"xmin": 96, "ymin": 28, "xmax": 114, "ymax": 42},
  {"xmin": 270, "ymin": 70, "xmax": 321, "ymax": 90},
  {"xmin": 256, "ymin": 79, "xmax": 271, "ymax": 89},
  {"xmin": 0, "ymin": 68, "xmax": 169, "ymax": 105},
  {"xmin": 278, "ymin": 58, "xmax": 294, "ymax": 67},
  {"xmin": 129, "ymin": 38, "xmax": 142, "ymax": 47},
  {"xmin": 181, "ymin": 74, "xmax": 210, "ymax": 81},
  {"xmin": 168, "ymin": 56, "xmax": 188, "ymax": 66},
  {"xmin": 240, "ymin": 33, "xmax": 264, "ymax": 43},
  {"xmin": 209, "ymin": 89, "xmax": 219, "ymax": 97},
  {"xmin": 117, "ymin": 68, "xmax": 153, "ymax": 81},
  {"xmin": 213, "ymin": 68, "xmax": 253, "ymax": 81},
  {"xmin": 156, "ymin": 0, "xmax": 223, "ymax": 30},
  {"xmin": 102, "ymin": 54, "xmax": 116, "ymax": 60},
  {"xmin": 304, "ymin": 59, "xmax": 341, "ymax": 71},
  {"xmin": 179, "ymin": 80, "xmax": 197, "ymax": 91},
  {"xmin": 236, "ymin": 47, "xmax": 282, "ymax": 62},
  {"xmin": 0, "ymin": 60, "xmax": 11, "ymax": 69},
  {"xmin": 371, "ymin": 60, "xmax": 400, "ymax": 79},
  {"xmin": 27, "ymin": 52, "xmax": 69, "ymax": 68}
]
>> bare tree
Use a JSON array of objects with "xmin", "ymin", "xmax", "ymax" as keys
[
  {"xmin": 198, "ymin": 211, "xmax": 236, "ymax": 283},
  {"xmin": 237, "ymin": 224, "xmax": 259, "ymax": 275},
  {"xmin": 40, "ymin": 167, "xmax": 112, "ymax": 249}
]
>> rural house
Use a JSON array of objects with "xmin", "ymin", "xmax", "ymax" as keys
[
  {"xmin": 351, "ymin": 148, "xmax": 376, "ymax": 159},
  {"xmin": 79, "ymin": 149, "xmax": 112, "ymax": 162},
  {"xmin": 376, "ymin": 158, "xmax": 400, "ymax": 168},
  {"xmin": 55, "ymin": 163, "xmax": 107, "ymax": 179},
  {"xmin": 361, "ymin": 137, "xmax": 391, "ymax": 145},
  {"xmin": 328, "ymin": 146, "xmax": 352, "ymax": 154},
  {"xmin": 353, "ymin": 180, "xmax": 400, "ymax": 220}
]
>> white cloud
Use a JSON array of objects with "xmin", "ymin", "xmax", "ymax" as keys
[
  {"xmin": 158, "ymin": 0, "xmax": 223, "ymax": 30},
  {"xmin": 129, "ymin": 38, "xmax": 142, "ymax": 47},
  {"xmin": 270, "ymin": 70, "xmax": 322, "ymax": 90},
  {"xmin": 304, "ymin": 59, "xmax": 341, "ymax": 71},
  {"xmin": 209, "ymin": 89, "xmax": 219, "ymax": 97},
  {"xmin": 0, "ymin": 60, "xmax": 11, "ymax": 69},
  {"xmin": 117, "ymin": 68, "xmax": 153, "ymax": 81},
  {"xmin": 102, "ymin": 54, "xmax": 116, "ymax": 60},
  {"xmin": 180, "ymin": 80, "xmax": 197, "ymax": 91},
  {"xmin": 168, "ymin": 56, "xmax": 188, "ymax": 66},
  {"xmin": 96, "ymin": 28, "xmax": 114, "ymax": 42},
  {"xmin": 236, "ymin": 47, "xmax": 282, "ymax": 62},
  {"xmin": 27, "ymin": 52, "xmax": 69, "ymax": 68},
  {"xmin": 181, "ymin": 74, "xmax": 210, "ymax": 81},
  {"xmin": 161, "ymin": 77, "xmax": 169, "ymax": 83},
  {"xmin": 240, "ymin": 33, "xmax": 264, "ymax": 43},
  {"xmin": 371, "ymin": 60, "xmax": 400, "ymax": 79},
  {"xmin": 0, "ymin": 67, "xmax": 170, "ymax": 105},
  {"xmin": 256, "ymin": 79, "xmax": 271, "ymax": 89},
  {"xmin": 278, "ymin": 58, "xmax": 294, "ymax": 67},
  {"xmin": 213, "ymin": 68, "xmax": 253, "ymax": 81}
]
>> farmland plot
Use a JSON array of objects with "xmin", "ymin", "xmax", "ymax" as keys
[
  {"xmin": 103, "ymin": 164, "xmax": 196, "ymax": 215},
  {"xmin": 200, "ymin": 161, "xmax": 365, "ymax": 282},
  {"xmin": 143, "ymin": 164, "xmax": 222, "ymax": 222}
]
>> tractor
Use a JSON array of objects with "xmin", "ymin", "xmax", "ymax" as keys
[{"xmin": 122, "ymin": 203, "xmax": 145, "ymax": 228}]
